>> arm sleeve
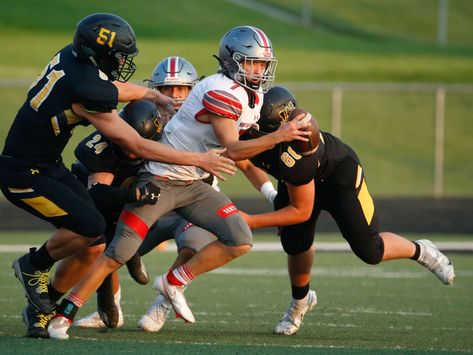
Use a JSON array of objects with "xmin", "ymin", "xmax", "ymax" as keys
[{"xmin": 88, "ymin": 183, "xmax": 136, "ymax": 214}]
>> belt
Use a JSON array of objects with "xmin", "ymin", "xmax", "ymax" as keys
[{"xmin": 153, "ymin": 175, "xmax": 195, "ymax": 185}]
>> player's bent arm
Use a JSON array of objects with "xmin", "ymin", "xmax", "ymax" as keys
[
  {"xmin": 72, "ymin": 103, "xmax": 236, "ymax": 179},
  {"xmin": 242, "ymin": 180, "xmax": 314, "ymax": 228},
  {"xmin": 211, "ymin": 115, "xmax": 311, "ymax": 161}
]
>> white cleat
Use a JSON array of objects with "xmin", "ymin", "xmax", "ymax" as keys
[
  {"xmin": 48, "ymin": 316, "xmax": 71, "ymax": 340},
  {"xmin": 153, "ymin": 274, "xmax": 195, "ymax": 323},
  {"xmin": 416, "ymin": 239, "xmax": 455, "ymax": 285},
  {"xmin": 274, "ymin": 290, "xmax": 317, "ymax": 335},
  {"xmin": 74, "ymin": 308, "xmax": 124, "ymax": 328},
  {"xmin": 137, "ymin": 294, "xmax": 172, "ymax": 332}
]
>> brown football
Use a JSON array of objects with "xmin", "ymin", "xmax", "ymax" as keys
[{"xmin": 288, "ymin": 108, "xmax": 320, "ymax": 156}]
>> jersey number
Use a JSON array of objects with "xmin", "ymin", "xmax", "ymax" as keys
[
  {"xmin": 29, "ymin": 53, "xmax": 65, "ymax": 111},
  {"xmin": 85, "ymin": 134, "xmax": 109, "ymax": 155},
  {"xmin": 97, "ymin": 28, "xmax": 116, "ymax": 48},
  {"xmin": 280, "ymin": 146, "xmax": 301, "ymax": 168}
]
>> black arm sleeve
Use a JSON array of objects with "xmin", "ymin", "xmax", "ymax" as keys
[{"xmin": 88, "ymin": 183, "xmax": 136, "ymax": 214}]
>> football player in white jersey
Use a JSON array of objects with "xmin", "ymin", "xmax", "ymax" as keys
[{"xmin": 48, "ymin": 26, "xmax": 311, "ymax": 339}]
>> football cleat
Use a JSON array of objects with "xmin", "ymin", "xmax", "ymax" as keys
[
  {"xmin": 126, "ymin": 252, "xmax": 149, "ymax": 285},
  {"xmin": 137, "ymin": 294, "xmax": 172, "ymax": 332},
  {"xmin": 153, "ymin": 274, "xmax": 195, "ymax": 323},
  {"xmin": 22, "ymin": 302, "xmax": 55, "ymax": 338},
  {"xmin": 12, "ymin": 248, "xmax": 53, "ymax": 314},
  {"xmin": 274, "ymin": 290, "xmax": 317, "ymax": 335},
  {"xmin": 416, "ymin": 239, "xmax": 455, "ymax": 285},
  {"xmin": 75, "ymin": 287, "xmax": 123, "ymax": 328},
  {"xmin": 48, "ymin": 315, "xmax": 72, "ymax": 340}
]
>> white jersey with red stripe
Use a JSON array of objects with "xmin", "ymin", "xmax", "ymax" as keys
[{"xmin": 143, "ymin": 74, "xmax": 263, "ymax": 180}]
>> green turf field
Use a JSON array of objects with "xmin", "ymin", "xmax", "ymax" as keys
[{"xmin": 0, "ymin": 237, "xmax": 472, "ymax": 354}]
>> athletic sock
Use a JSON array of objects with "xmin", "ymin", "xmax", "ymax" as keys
[
  {"xmin": 410, "ymin": 241, "xmax": 421, "ymax": 260},
  {"xmin": 30, "ymin": 243, "xmax": 56, "ymax": 270},
  {"xmin": 56, "ymin": 293, "xmax": 84, "ymax": 322},
  {"xmin": 292, "ymin": 283, "xmax": 310, "ymax": 301},
  {"xmin": 166, "ymin": 264, "xmax": 195, "ymax": 287},
  {"xmin": 48, "ymin": 284, "xmax": 65, "ymax": 303}
]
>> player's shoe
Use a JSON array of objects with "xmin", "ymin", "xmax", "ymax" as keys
[
  {"xmin": 74, "ymin": 308, "xmax": 124, "ymax": 329},
  {"xmin": 48, "ymin": 315, "xmax": 72, "ymax": 340},
  {"xmin": 153, "ymin": 274, "xmax": 195, "ymax": 323},
  {"xmin": 274, "ymin": 290, "xmax": 317, "ymax": 335},
  {"xmin": 22, "ymin": 302, "xmax": 54, "ymax": 338},
  {"xmin": 126, "ymin": 252, "xmax": 149, "ymax": 285},
  {"xmin": 137, "ymin": 294, "xmax": 172, "ymax": 332},
  {"xmin": 12, "ymin": 248, "xmax": 53, "ymax": 314},
  {"xmin": 416, "ymin": 239, "xmax": 455, "ymax": 285}
]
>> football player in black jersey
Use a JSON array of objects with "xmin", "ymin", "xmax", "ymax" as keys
[
  {"xmin": 0, "ymin": 13, "xmax": 235, "ymax": 338},
  {"xmin": 47, "ymin": 99, "xmax": 162, "ymax": 331},
  {"xmin": 239, "ymin": 86, "xmax": 455, "ymax": 335}
]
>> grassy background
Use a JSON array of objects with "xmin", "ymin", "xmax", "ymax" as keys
[{"xmin": 1, "ymin": 0, "xmax": 472, "ymax": 198}]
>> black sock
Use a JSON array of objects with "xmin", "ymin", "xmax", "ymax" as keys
[
  {"xmin": 30, "ymin": 243, "xmax": 56, "ymax": 270},
  {"xmin": 57, "ymin": 299, "xmax": 80, "ymax": 321},
  {"xmin": 48, "ymin": 284, "xmax": 65, "ymax": 303},
  {"xmin": 291, "ymin": 283, "xmax": 310, "ymax": 300},
  {"xmin": 410, "ymin": 242, "xmax": 421, "ymax": 260}
]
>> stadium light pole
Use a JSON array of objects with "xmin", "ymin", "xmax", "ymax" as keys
[{"xmin": 438, "ymin": 0, "xmax": 448, "ymax": 46}]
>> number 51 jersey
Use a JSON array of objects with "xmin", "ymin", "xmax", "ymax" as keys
[
  {"xmin": 144, "ymin": 73, "xmax": 263, "ymax": 181},
  {"xmin": 2, "ymin": 44, "xmax": 118, "ymax": 163}
]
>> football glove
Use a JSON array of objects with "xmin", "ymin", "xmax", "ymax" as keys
[{"xmin": 137, "ymin": 182, "xmax": 161, "ymax": 205}]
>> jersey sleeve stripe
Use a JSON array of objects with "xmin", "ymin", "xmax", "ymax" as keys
[
  {"xmin": 207, "ymin": 90, "xmax": 242, "ymax": 109},
  {"xmin": 203, "ymin": 90, "xmax": 242, "ymax": 120},
  {"xmin": 202, "ymin": 99, "xmax": 239, "ymax": 120}
]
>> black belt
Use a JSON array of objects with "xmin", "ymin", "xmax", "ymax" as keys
[{"xmin": 0, "ymin": 155, "xmax": 62, "ymax": 169}]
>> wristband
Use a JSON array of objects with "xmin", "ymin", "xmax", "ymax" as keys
[{"xmin": 260, "ymin": 181, "xmax": 277, "ymax": 205}]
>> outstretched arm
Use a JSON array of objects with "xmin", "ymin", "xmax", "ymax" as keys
[{"xmin": 72, "ymin": 103, "xmax": 236, "ymax": 180}]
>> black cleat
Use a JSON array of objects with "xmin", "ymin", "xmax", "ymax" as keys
[
  {"xmin": 12, "ymin": 248, "xmax": 53, "ymax": 314},
  {"xmin": 126, "ymin": 252, "xmax": 149, "ymax": 285},
  {"xmin": 22, "ymin": 302, "xmax": 55, "ymax": 338},
  {"xmin": 97, "ymin": 274, "xmax": 119, "ymax": 328}
]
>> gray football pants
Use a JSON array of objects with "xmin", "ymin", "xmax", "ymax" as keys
[{"xmin": 106, "ymin": 176, "xmax": 253, "ymax": 264}]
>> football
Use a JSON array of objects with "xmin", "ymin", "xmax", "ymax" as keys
[{"xmin": 288, "ymin": 108, "xmax": 320, "ymax": 156}]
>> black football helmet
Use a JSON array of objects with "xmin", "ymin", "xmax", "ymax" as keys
[
  {"xmin": 113, "ymin": 100, "xmax": 163, "ymax": 166},
  {"xmin": 257, "ymin": 86, "xmax": 297, "ymax": 135},
  {"xmin": 72, "ymin": 13, "xmax": 138, "ymax": 82}
]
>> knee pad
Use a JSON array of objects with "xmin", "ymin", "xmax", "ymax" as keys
[{"xmin": 351, "ymin": 233, "xmax": 384, "ymax": 265}]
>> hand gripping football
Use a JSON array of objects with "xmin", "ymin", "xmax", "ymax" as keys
[{"xmin": 288, "ymin": 108, "xmax": 320, "ymax": 156}]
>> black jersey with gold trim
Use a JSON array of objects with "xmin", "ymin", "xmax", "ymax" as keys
[
  {"xmin": 248, "ymin": 131, "xmax": 359, "ymax": 185},
  {"xmin": 74, "ymin": 131, "xmax": 143, "ymax": 187},
  {"xmin": 2, "ymin": 44, "xmax": 118, "ymax": 163}
]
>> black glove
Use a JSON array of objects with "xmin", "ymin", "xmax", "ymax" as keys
[{"xmin": 137, "ymin": 182, "xmax": 161, "ymax": 205}]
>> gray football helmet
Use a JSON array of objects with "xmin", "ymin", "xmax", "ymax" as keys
[
  {"xmin": 148, "ymin": 56, "xmax": 199, "ymax": 89},
  {"xmin": 217, "ymin": 26, "xmax": 277, "ymax": 93}
]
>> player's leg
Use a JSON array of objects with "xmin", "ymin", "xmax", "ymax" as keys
[
  {"xmin": 48, "ymin": 178, "xmax": 172, "ymax": 339},
  {"xmin": 274, "ymin": 181, "xmax": 318, "ymax": 335},
  {"xmin": 1, "ymin": 165, "xmax": 105, "ymax": 338},
  {"xmin": 139, "ymin": 218, "xmax": 215, "ymax": 332},
  {"xmin": 153, "ymin": 182, "xmax": 252, "ymax": 324},
  {"xmin": 328, "ymin": 160, "xmax": 454, "ymax": 285}
]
